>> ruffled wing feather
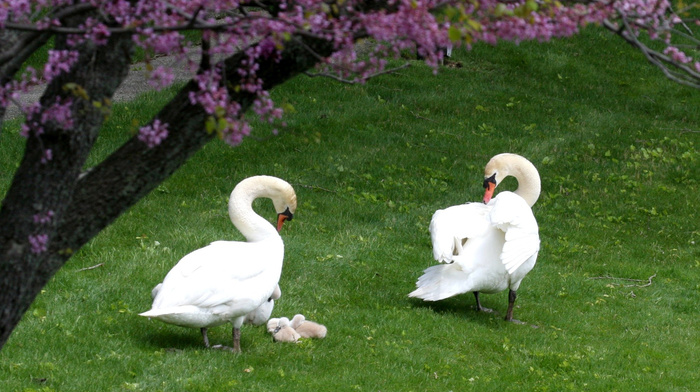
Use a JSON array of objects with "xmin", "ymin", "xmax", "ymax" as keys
[
  {"xmin": 487, "ymin": 192, "xmax": 540, "ymax": 274},
  {"xmin": 430, "ymin": 203, "xmax": 491, "ymax": 263}
]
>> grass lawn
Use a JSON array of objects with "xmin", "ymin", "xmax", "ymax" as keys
[{"xmin": 1, "ymin": 26, "xmax": 698, "ymax": 391}]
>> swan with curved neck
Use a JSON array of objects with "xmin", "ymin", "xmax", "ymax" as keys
[
  {"xmin": 140, "ymin": 175, "xmax": 297, "ymax": 352},
  {"xmin": 409, "ymin": 153, "xmax": 541, "ymax": 323},
  {"xmin": 483, "ymin": 153, "xmax": 541, "ymax": 207}
]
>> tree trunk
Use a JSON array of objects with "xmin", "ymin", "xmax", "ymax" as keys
[
  {"xmin": 0, "ymin": 17, "xmax": 135, "ymax": 347},
  {"xmin": 0, "ymin": 29, "xmax": 53, "ymax": 132},
  {"xmin": 0, "ymin": 32, "xmax": 334, "ymax": 350}
]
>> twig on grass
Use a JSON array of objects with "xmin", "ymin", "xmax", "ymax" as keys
[
  {"xmin": 76, "ymin": 263, "xmax": 104, "ymax": 272},
  {"xmin": 587, "ymin": 273, "xmax": 656, "ymax": 288},
  {"xmin": 679, "ymin": 129, "xmax": 700, "ymax": 135},
  {"xmin": 294, "ymin": 183, "xmax": 336, "ymax": 193},
  {"xmin": 410, "ymin": 111, "xmax": 437, "ymax": 122}
]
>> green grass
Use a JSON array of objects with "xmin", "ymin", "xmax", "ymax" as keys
[{"xmin": 1, "ymin": 26, "xmax": 699, "ymax": 391}]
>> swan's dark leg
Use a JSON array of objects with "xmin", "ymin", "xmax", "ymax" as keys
[
  {"xmin": 473, "ymin": 292, "xmax": 493, "ymax": 313},
  {"xmin": 201, "ymin": 328, "xmax": 210, "ymax": 347},
  {"xmin": 211, "ymin": 325, "xmax": 240, "ymax": 352},
  {"xmin": 473, "ymin": 292, "xmax": 482, "ymax": 310},
  {"xmin": 505, "ymin": 289, "xmax": 522, "ymax": 323},
  {"xmin": 232, "ymin": 327, "xmax": 241, "ymax": 353}
]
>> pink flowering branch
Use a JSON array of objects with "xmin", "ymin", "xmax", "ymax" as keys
[
  {"xmin": 603, "ymin": 1, "xmax": 700, "ymax": 88},
  {"xmin": 2, "ymin": 1, "xmax": 699, "ymax": 143}
]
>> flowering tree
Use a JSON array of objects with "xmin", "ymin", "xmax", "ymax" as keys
[{"xmin": 0, "ymin": 0, "xmax": 697, "ymax": 350}]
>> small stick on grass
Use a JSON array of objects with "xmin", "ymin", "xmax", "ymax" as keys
[
  {"xmin": 587, "ymin": 273, "xmax": 656, "ymax": 288},
  {"xmin": 679, "ymin": 129, "xmax": 700, "ymax": 135},
  {"xmin": 294, "ymin": 184, "xmax": 336, "ymax": 193},
  {"xmin": 76, "ymin": 263, "xmax": 104, "ymax": 272},
  {"xmin": 410, "ymin": 111, "xmax": 437, "ymax": 122}
]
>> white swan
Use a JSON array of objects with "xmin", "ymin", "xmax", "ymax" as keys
[
  {"xmin": 243, "ymin": 284, "xmax": 281, "ymax": 326},
  {"xmin": 409, "ymin": 153, "xmax": 540, "ymax": 322},
  {"xmin": 149, "ymin": 283, "xmax": 282, "ymax": 327},
  {"xmin": 140, "ymin": 175, "xmax": 297, "ymax": 352}
]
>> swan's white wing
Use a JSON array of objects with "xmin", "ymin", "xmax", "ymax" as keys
[
  {"xmin": 173, "ymin": 241, "xmax": 270, "ymax": 281},
  {"xmin": 487, "ymin": 192, "xmax": 540, "ymax": 275},
  {"xmin": 430, "ymin": 203, "xmax": 491, "ymax": 263},
  {"xmin": 152, "ymin": 239, "xmax": 283, "ymax": 311}
]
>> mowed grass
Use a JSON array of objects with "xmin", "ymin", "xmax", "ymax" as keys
[{"xmin": 1, "ymin": 26, "xmax": 698, "ymax": 391}]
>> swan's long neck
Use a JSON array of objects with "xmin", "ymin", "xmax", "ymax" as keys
[
  {"xmin": 228, "ymin": 181, "xmax": 280, "ymax": 242},
  {"xmin": 488, "ymin": 153, "xmax": 541, "ymax": 207},
  {"xmin": 510, "ymin": 158, "xmax": 541, "ymax": 208}
]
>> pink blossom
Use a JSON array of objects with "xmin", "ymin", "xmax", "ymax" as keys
[
  {"xmin": 40, "ymin": 149, "xmax": 53, "ymax": 164},
  {"xmin": 89, "ymin": 21, "xmax": 112, "ymax": 45},
  {"xmin": 663, "ymin": 46, "xmax": 692, "ymax": 64},
  {"xmin": 28, "ymin": 234, "xmax": 49, "ymax": 254},
  {"xmin": 138, "ymin": 119, "xmax": 169, "ymax": 148},
  {"xmin": 19, "ymin": 103, "xmax": 43, "ymax": 138},
  {"xmin": 43, "ymin": 50, "xmax": 79, "ymax": 81},
  {"xmin": 256, "ymin": 38, "xmax": 279, "ymax": 60},
  {"xmin": 41, "ymin": 97, "xmax": 74, "ymax": 129},
  {"xmin": 33, "ymin": 210, "xmax": 55, "ymax": 224},
  {"xmin": 148, "ymin": 66, "xmax": 175, "ymax": 90},
  {"xmin": 1, "ymin": 68, "xmax": 39, "ymax": 109},
  {"xmin": 136, "ymin": 31, "xmax": 182, "ymax": 54},
  {"xmin": 19, "ymin": 124, "xmax": 33, "ymax": 138}
]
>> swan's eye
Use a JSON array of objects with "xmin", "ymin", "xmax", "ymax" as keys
[{"xmin": 483, "ymin": 173, "xmax": 497, "ymax": 189}]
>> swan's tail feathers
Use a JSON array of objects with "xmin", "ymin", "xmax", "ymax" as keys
[
  {"xmin": 408, "ymin": 264, "xmax": 469, "ymax": 301},
  {"xmin": 150, "ymin": 283, "xmax": 163, "ymax": 299},
  {"xmin": 138, "ymin": 307, "xmax": 192, "ymax": 320},
  {"xmin": 139, "ymin": 308, "xmax": 178, "ymax": 319}
]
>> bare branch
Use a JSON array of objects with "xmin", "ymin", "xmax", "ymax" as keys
[
  {"xmin": 303, "ymin": 62, "xmax": 411, "ymax": 84},
  {"xmin": 303, "ymin": 42, "xmax": 411, "ymax": 84},
  {"xmin": 0, "ymin": 31, "xmax": 51, "ymax": 80}
]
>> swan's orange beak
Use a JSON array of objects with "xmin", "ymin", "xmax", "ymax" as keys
[
  {"xmin": 276, "ymin": 208, "xmax": 294, "ymax": 232},
  {"xmin": 276, "ymin": 215, "xmax": 288, "ymax": 232},
  {"xmin": 483, "ymin": 174, "xmax": 497, "ymax": 204},
  {"xmin": 483, "ymin": 182, "xmax": 496, "ymax": 204}
]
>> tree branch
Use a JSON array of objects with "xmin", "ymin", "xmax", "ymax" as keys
[
  {"xmin": 51, "ymin": 33, "xmax": 336, "ymax": 257},
  {"xmin": 304, "ymin": 62, "xmax": 411, "ymax": 84},
  {"xmin": 603, "ymin": 18, "xmax": 700, "ymax": 89},
  {"xmin": 0, "ymin": 22, "xmax": 134, "ymax": 349}
]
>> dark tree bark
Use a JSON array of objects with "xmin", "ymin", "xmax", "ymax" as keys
[
  {"xmin": 0, "ymin": 30, "xmax": 53, "ymax": 131},
  {"xmin": 0, "ymin": 4, "xmax": 94, "ymax": 131},
  {"xmin": 0, "ymin": 23, "xmax": 335, "ymax": 349},
  {"xmin": 0, "ymin": 10, "xmax": 135, "ymax": 348}
]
